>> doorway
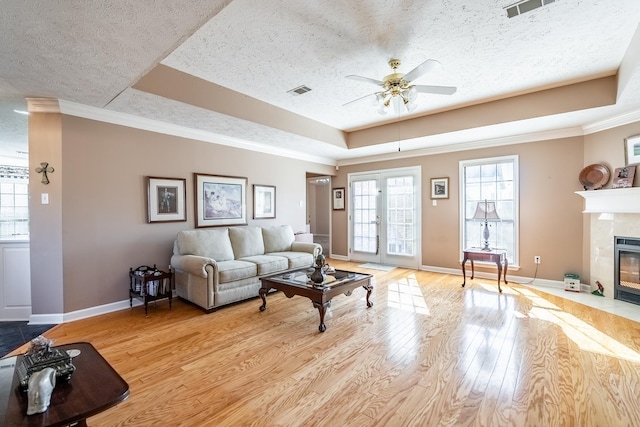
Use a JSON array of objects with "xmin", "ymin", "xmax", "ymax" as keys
[
  {"xmin": 306, "ymin": 176, "xmax": 331, "ymax": 255},
  {"xmin": 348, "ymin": 167, "xmax": 421, "ymax": 269}
]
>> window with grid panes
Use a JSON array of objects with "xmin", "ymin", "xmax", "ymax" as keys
[
  {"xmin": 459, "ymin": 155, "xmax": 518, "ymax": 265},
  {"xmin": 0, "ymin": 165, "xmax": 29, "ymax": 239}
]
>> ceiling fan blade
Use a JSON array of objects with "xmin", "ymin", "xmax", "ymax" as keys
[
  {"xmin": 403, "ymin": 59, "xmax": 441, "ymax": 83},
  {"xmin": 346, "ymin": 75, "xmax": 384, "ymax": 86},
  {"xmin": 414, "ymin": 85, "xmax": 457, "ymax": 95},
  {"xmin": 342, "ymin": 92, "xmax": 377, "ymax": 107}
]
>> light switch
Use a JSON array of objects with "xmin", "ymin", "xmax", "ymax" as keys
[
  {"xmin": 41, "ymin": 193, "xmax": 49, "ymax": 204},
  {"xmin": 432, "ymin": 200, "xmax": 437, "ymax": 206}
]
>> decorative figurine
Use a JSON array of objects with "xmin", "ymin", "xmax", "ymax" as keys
[
  {"xmin": 592, "ymin": 280, "xmax": 605, "ymax": 296},
  {"xmin": 27, "ymin": 367, "xmax": 57, "ymax": 415},
  {"xmin": 310, "ymin": 254, "xmax": 326, "ymax": 284}
]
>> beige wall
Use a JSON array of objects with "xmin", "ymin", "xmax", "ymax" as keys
[
  {"xmin": 332, "ymin": 136, "xmax": 586, "ymax": 281},
  {"xmin": 31, "ymin": 114, "xmax": 333, "ymax": 315},
  {"xmin": 29, "ymin": 112, "xmax": 64, "ymax": 315},
  {"xmin": 28, "ymin": 107, "xmax": 640, "ymax": 316}
]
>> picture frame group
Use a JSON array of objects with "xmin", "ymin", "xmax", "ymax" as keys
[{"xmin": 147, "ymin": 173, "xmax": 281, "ymax": 227}]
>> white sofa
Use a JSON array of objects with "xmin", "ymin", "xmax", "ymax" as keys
[{"xmin": 170, "ymin": 225, "xmax": 322, "ymax": 311}]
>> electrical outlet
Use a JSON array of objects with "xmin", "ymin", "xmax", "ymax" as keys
[{"xmin": 534, "ymin": 256, "xmax": 541, "ymax": 264}]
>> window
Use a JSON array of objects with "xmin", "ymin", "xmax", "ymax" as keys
[
  {"xmin": 0, "ymin": 165, "xmax": 29, "ymax": 240},
  {"xmin": 459, "ymin": 155, "xmax": 518, "ymax": 265}
]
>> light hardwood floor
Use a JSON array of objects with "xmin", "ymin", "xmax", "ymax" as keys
[{"xmin": 9, "ymin": 260, "xmax": 640, "ymax": 426}]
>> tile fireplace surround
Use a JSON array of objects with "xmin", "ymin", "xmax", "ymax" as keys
[{"xmin": 576, "ymin": 188, "xmax": 640, "ymax": 302}]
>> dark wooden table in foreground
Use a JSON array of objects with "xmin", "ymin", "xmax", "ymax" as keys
[
  {"xmin": 0, "ymin": 342, "xmax": 129, "ymax": 427},
  {"xmin": 259, "ymin": 268, "xmax": 373, "ymax": 332}
]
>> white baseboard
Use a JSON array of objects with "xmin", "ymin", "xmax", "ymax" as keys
[
  {"xmin": 29, "ymin": 298, "xmax": 145, "ymax": 325},
  {"xmin": 419, "ymin": 264, "xmax": 572, "ymax": 289}
]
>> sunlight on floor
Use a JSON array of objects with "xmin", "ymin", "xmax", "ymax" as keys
[
  {"xmin": 387, "ymin": 274, "xmax": 430, "ymax": 315},
  {"xmin": 513, "ymin": 287, "xmax": 640, "ymax": 363}
]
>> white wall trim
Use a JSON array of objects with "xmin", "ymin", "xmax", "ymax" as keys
[
  {"xmin": 29, "ymin": 298, "xmax": 144, "ymax": 325},
  {"xmin": 58, "ymin": 100, "xmax": 336, "ymax": 166},
  {"xmin": 582, "ymin": 108, "xmax": 640, "ymax": 134}
]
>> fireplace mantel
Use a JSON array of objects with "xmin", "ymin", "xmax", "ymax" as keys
[{"xmin": 576, "ymin": 188, "xmax": 640, "ymax": 213}]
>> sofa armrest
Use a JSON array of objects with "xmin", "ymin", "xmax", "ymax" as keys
[
  {"xmin": 170, "ymin": 254, "xmax": 217, "ymax": 278},
  {"xmin": 291, "ymin": 242, "xmax": 322, "ymax": 258}
]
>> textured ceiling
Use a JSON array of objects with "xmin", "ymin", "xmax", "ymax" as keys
[{"xmin": 1, "ymin": 0, "xmax": 640, "ymax": 165}]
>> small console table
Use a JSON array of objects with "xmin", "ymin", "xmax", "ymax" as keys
[
  {"xmin": 129, "ymin": 265, "xmax": 174, "ymax": 316},
  {"xmin": 461, "ymin": 248, "xmax": 508, "ymax": 293}
]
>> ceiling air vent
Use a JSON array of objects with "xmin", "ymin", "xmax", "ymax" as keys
[
  {"xmin": 287, "ymin": 85, "xmax": 312, "ymax": 96},
  {"xmin": 506, "ymin": 0, "xmax": 555, "ymax": 18}
]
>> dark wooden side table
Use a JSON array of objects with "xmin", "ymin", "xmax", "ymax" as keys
[
  {"xmin": 461, "ymin": 248, "xmax": 508, "ymax": 293},
  {"xmin": 129, "ymin": 265, "xmax": 174, "ymax": 316},
  {"xmin": 0, "ymin": 342, "xmax": 129, "ymax": 426}
]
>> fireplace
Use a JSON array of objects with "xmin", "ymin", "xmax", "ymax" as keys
[{"xmin": 614, "ymin": 236, "xmax": 640, "ymax": 305}]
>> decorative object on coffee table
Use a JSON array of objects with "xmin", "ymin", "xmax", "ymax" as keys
[
  {"xmin": 27, "ymin": 367, "xmax": 56, "ymax": 415},
  {"xmin": 310, "ymin": 254, "xmax": 327, "ymax": 284},
  {"xmin": 17, "ymin": 336, "xmax": 75, "ymax": 390}
]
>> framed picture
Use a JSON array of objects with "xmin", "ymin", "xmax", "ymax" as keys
[
  {"xmin": 253, "ymin": 184, "xmax": 276, "ymax": 219},
  {"xmin": 430, "ymin": 177, "xmax": 449, "ymax": 199},
  {"xmin": 612, "ymin": 166, "xmax": 636, "ymax": 188},
  {"xmin": 194, "ymin": 173, "xmax": 247, "ymax": 227},
  {"xmin": 332, "ymin": 187, "xmax": 345, "ymax": 210},
  {"xmin": 625, "ymin": 135, "xmax": 640, "ymax": 166},
  {"xmin": 146, "ymin": 176, "xmax": 186, "ymax": 223}
]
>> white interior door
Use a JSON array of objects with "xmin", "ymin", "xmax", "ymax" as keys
[{"xmin": 349, "ymin": 168, "xmax": 421, "ymax": 268}]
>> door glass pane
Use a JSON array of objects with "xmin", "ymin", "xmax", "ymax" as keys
[
  {"xmin": 386, "ymin": 176, "xmax": 414, "ymax": 256},
  {"xmin": 353, "ymin": 180, "xmax": 377, "ymax": 254}
]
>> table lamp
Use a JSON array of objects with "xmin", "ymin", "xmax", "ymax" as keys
[{"xmin": 473, "ymin": 199, "xmax": 500, "ymax": 251}]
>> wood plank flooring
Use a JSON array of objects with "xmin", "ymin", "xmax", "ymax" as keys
[{"xmin": 8, "ymin": 260, "xmax": 640, "ymax": 426}]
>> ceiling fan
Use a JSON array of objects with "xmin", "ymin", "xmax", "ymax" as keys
[{"xmin": 344, "ymin": 58, "xmax": 457, "ymax": 115}]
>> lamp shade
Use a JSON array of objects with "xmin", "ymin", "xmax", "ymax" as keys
[{"xmin": 472, "ymin": 200, "xmax": 500, "ymax": 221}]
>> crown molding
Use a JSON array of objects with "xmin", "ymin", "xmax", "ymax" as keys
[
  {"xmin": 57, "ymin": 100, "xmax": 336, "ymax": 166},
  {"xmin": 582, "ymin": 108, "xmax": 640, "ymax": 134},
  {"xmin": 337, "ymin": 126, "xmax": 584, "ymax": 167},
  {"xmin": 26, "ymin": 98, "xmax": 60, "ymax": 113}
]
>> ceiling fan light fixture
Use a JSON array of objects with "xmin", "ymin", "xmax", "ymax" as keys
[{"xmin": 406, "ymin": 86, "xmax": 418, "ymax": 102}]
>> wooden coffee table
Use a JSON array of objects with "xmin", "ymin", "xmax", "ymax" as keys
[
  {"xmin": 259, "ymin": 268, "xmax": 373, "ymax": 332},
  {"xmin": 0, "ymin": 342, "xmax": 129, "ymax": 426}
]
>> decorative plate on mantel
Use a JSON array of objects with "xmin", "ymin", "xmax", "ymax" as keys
[{"xmin": 579, "ymin": 164, "xmax": 610, "ymax": 190}]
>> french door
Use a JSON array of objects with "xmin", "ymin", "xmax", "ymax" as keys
[{"xmin": 349, "ymin": 167, "xmax": 420, "ymax": 268}]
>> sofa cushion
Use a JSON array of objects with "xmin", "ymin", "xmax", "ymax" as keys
[
  {"xmin": 266, "ymin": 251, "xmax": 314, "ymax": 270},
  {"xmin": 229, "ymin": 226, "xmax": 265, "ymax": 258},
  {"xmin": 240, "ymin": 255, "xmax": 288, "ymax": 275},
  {"xmin": 262, "ymin": 225, "xmax": 294, "ymax": 253},
  {"xmin": 216, "ymin": 260, "xmax": 258, "ymax": 283},
  {"xmin": 176, "ymin": 229, "xmax": 234, "ymax": 261}
]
